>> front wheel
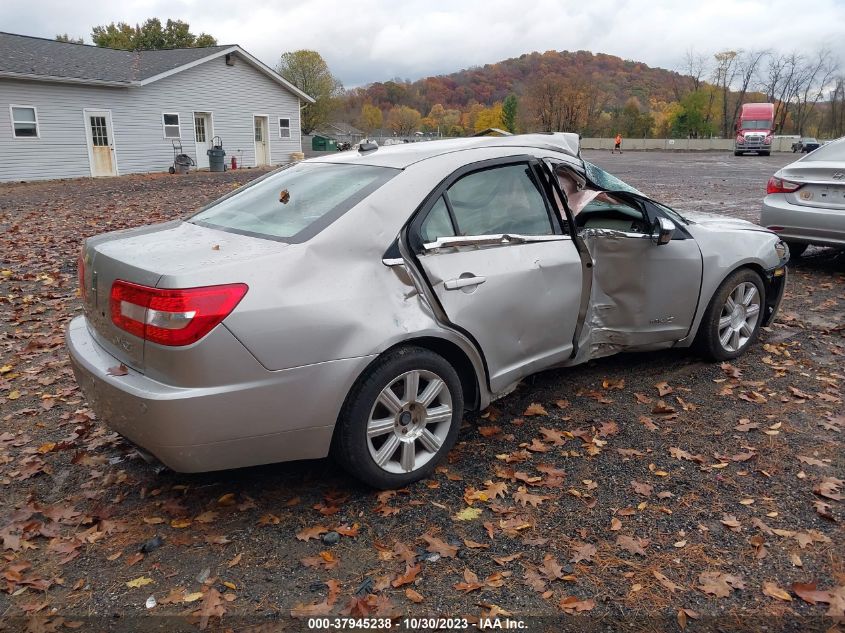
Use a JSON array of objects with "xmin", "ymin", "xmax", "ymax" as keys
[
  {"xmin": 695, "ymin": 269, "xmax": 766, "ymax": 361},
  {"xmin": 332, "ymin": 346, "xmax": 464, "ymax": 489}
]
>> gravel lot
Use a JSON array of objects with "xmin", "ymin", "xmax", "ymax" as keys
[{"xmin": 0, "ymin": 152, "xmax": 843, "ymax": 632}]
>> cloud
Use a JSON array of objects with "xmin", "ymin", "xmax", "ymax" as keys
[{"xmin": 1, "ymin": 0, "xmax": 843, "ymax": 86}]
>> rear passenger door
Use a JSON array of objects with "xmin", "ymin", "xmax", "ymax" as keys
[{"xmin": 410, "ymin": 158, "xmax": 584, "ymax": 393}]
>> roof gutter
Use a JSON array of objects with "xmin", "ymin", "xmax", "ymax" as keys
[{"xmin": 0, "ymin": 71, "xmax": 131, "ymax": 87}]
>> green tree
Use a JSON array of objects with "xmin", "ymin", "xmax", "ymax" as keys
[
  {"xmin": 502, "ymin": 94, "xmax": 518, "ymax": 133},
  {"xmin": 277, "ymin": 50, "xmax": 343, "ymax": 135},
  {"xmin": 91, "ymin": 18, "xmax": 216, "ymax": 50},
  {"xmin": 56, "ymin": 34, "xmax": 83, "ymax": 44},
  {"xmin": 358, "ymin": 104, "xmax": 383, "ymax": 134}
]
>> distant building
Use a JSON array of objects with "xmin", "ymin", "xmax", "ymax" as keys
[{"xmin": 0, "ymin": 32, "xmax": 314, "ymax": 182}]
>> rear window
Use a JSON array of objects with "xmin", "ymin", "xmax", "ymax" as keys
[
  {"xmin": 801, "ymin": 138, "xmax": 845, "ymax": 162},
  {"xmin": 190, "ymin": 163, "xmax": 397, "ymax": 242}
]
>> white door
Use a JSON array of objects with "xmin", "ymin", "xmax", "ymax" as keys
[
  {"xmin": 194, "ymin": 113, "xmax": 212, "ymax": 169},
  {"xmin": 85, "ymin": 110, "xmax": 117, "ymax": 177},
  {"xmin": 253, "ymin": 116, "xmax": 269, "ymax": 166}
]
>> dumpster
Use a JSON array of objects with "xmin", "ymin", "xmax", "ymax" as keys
[
  {"xmin": 312, "ymin": 135, "xmax": 337, "ymax": 151},
  {"xmin": 207, "ymin": 136, "xmax": 226, "ymax": 172}
]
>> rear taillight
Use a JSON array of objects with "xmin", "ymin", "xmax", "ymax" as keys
[
  {"xmin": 110, "ymin": 281, "xmax": 248, "ymax": 346},
  {"xmin": 766, "ymin": 176, "xmax": 802, "ymax": 195},
  {"xmin": 77, "ymin": 250, "xmax": 86, "ymax": 300}
]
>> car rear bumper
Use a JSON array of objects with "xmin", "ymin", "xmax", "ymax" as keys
[
  {"xmin": 761, "ymin": 195, "xmax": 845, "ymax": 248},
  {"xmin": 66, "ymin": 316, "xmax": 374, "ymax": 472}
]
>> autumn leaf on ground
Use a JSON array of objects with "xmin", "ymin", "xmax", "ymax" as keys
[
  {"xmin": 513, "ymin": 486, "xmax": 550, "ymax": 508},
  {"xmin": 569, "ymin": 542, "xmax": 596, "ymax": 564},
  {"xmin": 559, "ymin": 596, "xmax": 596, "ymax": 613},
  {"xmin": 405, "ymin": 588, "xmax": 424, "ymax": 603},
  {"xmin": 653, "ymin": 570, "xmax": 685, "ymax": 593},
  {"xmin": 652, "ymin": 400, "xmax": 676, "ymax": 415},
  {"xmin": 107, "ymin": 364, "xmax": 128, "ymax": 376},
  {"xmin": 126, "ymin": 576, "xmax": 153, "ymax": 589},
  {"xmin": 454, "ymin": 507, "xmax": 482, "ymax": 521},
  {"xmin": 421, "ymin": 534, "xmax": 458, "ymax": 558},
  {"xmin": 602, "ymin": 378, "xmax": 625, "ymax": 390},
  {"xmin": 391, "ymin": 563, "xmax": 421, "ymax": 588},
  {"xmin": 797, "ymin": 455, "xmax": 830, "ymax": 468},
  {"xmin": 454, "ymin": 568, "xmax": 483, "ymax": 593},
  {"xmin": 290, "ymin": 579, "xmax": 340, "ymax": 618},
  {"xmin": 616, "ymin": 535, "xmax": 648, "ymax": 556},
  {"xmin": 539, "ymin": 427, "xmax": 567, "ymax": 445},
  {"xmin": 196, "ymin": 587, "xmax": 226, "ymax": 631},
  {"xmin": 762, "ymin": 581, "xmax": 792, "ymax": 601},
  {"xmin": 669, "ymin": 447, "xmax": 705, "ymax": 463},
  {"xmin": 698, "ymin": 571, "xmax": 745, "ymax": 597},
  {"xmin": 814, "ymin": 477, "xmax": 843, "ymax": 501},
  {"xmin": 523, "ymin": 403, "xmax": 548, "ymax": 417},
  {"xmin": 296, "ymin": 525, "xmax": 328, "ymax": 541},
  {"xmin": 655, "ymin": 381, "xmax": 674, "ymax": 396},
  {"xmin": 631, "ymin": 480, "xmax": 653, "ymax": 497},
  {"xmin": 493, "ymin": 553, "xmax": 521, "ymax": 565},
  {"xmin": 720, "ymin": 514, "xmax": 742, "ymax": 532}
]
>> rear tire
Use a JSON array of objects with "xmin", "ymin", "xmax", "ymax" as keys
[
  {"xmin": 694, "ymin": 268, "xmax": 766, "ymax": 361},
  {"xmin": 734, "ymin": 151, "xmax": 742, "ymax": 156},
  {"xmin": 332, "ymin": 346, "xmax": 464, "ymax": 489},
  {"xmin": 785, "ymin": 241, "xmax": 808, "ymax": 258},
  {"xmin": 760, "ymin": 151, "xmax": 771, "ymax": 156}
]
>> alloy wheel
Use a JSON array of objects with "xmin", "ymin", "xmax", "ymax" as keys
[
  {"xmin": 366, "ymin": 369, "xmax": 453, "ymax": 474},
  {"xmin": 717, "ymin": 281, "xmax": 762, "ymax": 353}
]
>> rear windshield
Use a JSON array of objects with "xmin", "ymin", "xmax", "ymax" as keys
[
  {"xmin": 801, "ymin": 138, "xmax": 845, "ymax": 162},
  {"xmin": 190, "ymin": 162, "xmax": 398, "ymax": 242}
]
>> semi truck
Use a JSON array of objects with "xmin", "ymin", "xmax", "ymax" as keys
[{"xmin": 734, "ymin": 103, "xmax": 775, "ymax": 156}]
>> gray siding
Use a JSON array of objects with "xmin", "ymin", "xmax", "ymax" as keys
[{"xmin": 0, "ymin": 56, "xmax": 302, "ymax": 182}]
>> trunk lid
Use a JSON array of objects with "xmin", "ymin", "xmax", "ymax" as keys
[
  {"xmin": 780, "ymin": 161, "xmax": 845, "ymax": 210},
  {"xmin": 82, "ymin": 220, "xmax": 287, "ymax": 371}
]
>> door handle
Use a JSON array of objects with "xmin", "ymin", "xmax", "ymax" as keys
[{"xmin": 444, "ymin": 275, "xmax": 486, "ymax": 290}]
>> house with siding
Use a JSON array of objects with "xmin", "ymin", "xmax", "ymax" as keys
[{"xmin": 0, "ymin": 32, "xmax": 314, "ymax": 182}]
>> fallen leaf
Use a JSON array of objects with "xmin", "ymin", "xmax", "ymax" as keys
[
  {"xmin": 616, "ymin": 534, "xmax": 648, "ymax": 556},
  {"xmin": 762, "ymin": 581, "xmax": 792, "ymax": 602},
  {"xmin": 523, "ymin": 403, "xmax": 548, "ymax": 417},
  {"xmin": 296, "ymin": 526, "xmax": 329, "ymax": 541},
  {"xmin": 391, "ymin": 563, "xmax": 421, "ymax": 588},
  {"xmin": 569, "ymin": 542, "xmax": 596, "ymax": 564},
  {"xmin": 454, "ymin": 507, "xmax": 483, "ymax": 521},
  {"xmin": 126, "ymin": 576, "xmax": 154, "ymax": 589}
]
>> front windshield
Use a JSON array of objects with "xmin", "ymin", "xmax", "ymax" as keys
[
  {"xmin": 741, "ymin": 120, "xmax": 772, "ymax": 130},
  {"xmin": 582, "ymin": 160, "xmax": 688, "ymax": 224},
  {"xmin": 583, "ymin": 161, "xmax": 645, "ymax": 197}
]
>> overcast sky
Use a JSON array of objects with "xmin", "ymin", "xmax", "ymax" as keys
[{"xmin": 2, "ymin": 0, "xmax": 843, "ymax": 86}]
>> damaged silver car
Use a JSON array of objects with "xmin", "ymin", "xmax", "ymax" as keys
[{"xmin": 67, "ymin": 134, "xmax": 788, "ymax": 488}]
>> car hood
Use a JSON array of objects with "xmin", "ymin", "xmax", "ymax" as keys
[{"xmin": 682, "ymin": 211, "xmax": 773, "ymax": 235}]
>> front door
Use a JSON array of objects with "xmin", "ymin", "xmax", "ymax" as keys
[
  {"xmin": 85, "ymin": 110, "xmax": 116, "ymax": 177},
  {"xmin": 194, "ymin": 113, "xmax": 212, "ymax": 169},
  {"xmin": 576, "ymin": 195, "xmax": 703, "ymax": 350},
  {"xmin": 253, "ymin": 116, "xmax": 269, "ymax": 166},
  {"xmin": 413, "ymin": 160, "xmax": 584, "ymax": 393}
]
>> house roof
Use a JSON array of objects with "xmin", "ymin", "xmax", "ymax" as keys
[{"xmin": 0, "ymin": 32, "xmax": 315, "ymax": 102}]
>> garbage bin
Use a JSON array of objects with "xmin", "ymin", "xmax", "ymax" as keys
[
  {"xmin": 174, "ymin": 154, "xmax": 193, "ymax": 174},
  {"xmin": 207, "ymin": 148, "xmax": 226, "ymax": 172}
]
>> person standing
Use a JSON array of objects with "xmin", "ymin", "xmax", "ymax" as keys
[{"xmin": 612, "ymin": 133, "xmax": 623, "ymax": 154}]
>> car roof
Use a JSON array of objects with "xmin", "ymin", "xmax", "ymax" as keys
[{"xmin": 307, "ymin": 133, "xmax": 581, "ymax": 169}]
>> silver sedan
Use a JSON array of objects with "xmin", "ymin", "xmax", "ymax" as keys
[
  {"xmin": 761, "ymin": 136, "xmax": 845, "ymax": 257},
  {"xmin": 67, "ymin": 134, "xmax": 788, "ymax": 488}
]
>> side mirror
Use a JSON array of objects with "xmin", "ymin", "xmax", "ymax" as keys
[{"xmin": 651, "ymin": 217, "xmax": 676, "ymax": 245}]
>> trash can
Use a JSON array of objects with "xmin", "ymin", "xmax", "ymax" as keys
[
  {"xmin": 311, "ymin": 135, "xmax": 337, "ymax": 151},
  {"xmin": 174, "ymin": 154, "xmax": 193, "ymax": 174},
  {"xmin": 207, "ymin": 148, "xmax": 226, "ymax": 172}
]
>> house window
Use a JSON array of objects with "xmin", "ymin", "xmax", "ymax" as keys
[
  {"xmin": 279, "ymin": 118, "xmax": 291, "ymax": 138},
  {"xmin": 10, "ymin": 106, "xmax": 38, "ymax": 138},
  {"xmin": 162, "ymin": 113, "xmax": 181, "ymax": 138}
]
